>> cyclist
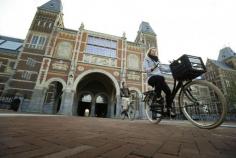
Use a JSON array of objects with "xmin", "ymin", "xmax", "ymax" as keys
[
  {"xmin": 120, "ymin": 81, "xmax": 130, "ymax": 117},
  {"xmin": 143, "ymin": 47, "xmax": 176, "ymax": 117}
]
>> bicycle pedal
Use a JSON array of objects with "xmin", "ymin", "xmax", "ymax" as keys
[{"xmin": 152, "ymin": 112, "xmax": 162, "ymax": 119}]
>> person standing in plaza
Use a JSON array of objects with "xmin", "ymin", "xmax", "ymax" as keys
[{"xmin": 120, "ymin": 81, "xmax": 130, "ymax": 115}]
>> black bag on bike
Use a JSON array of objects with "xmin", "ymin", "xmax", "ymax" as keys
[{"xmin": 170, "ymin": 54, "xmax": 206, "ymax": 81}]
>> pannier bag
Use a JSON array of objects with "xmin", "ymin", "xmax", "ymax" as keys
[{"xmin": 170, "ymin": 54, "xmax": 206, "ymax": 81}]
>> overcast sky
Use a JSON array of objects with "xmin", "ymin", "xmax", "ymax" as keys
[{"xmin": 0, "ymin": 0, "xmax": 235, "ymax": 64}]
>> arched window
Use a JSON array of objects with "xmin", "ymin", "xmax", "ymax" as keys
[
  {"xmin": 81, "ymin": 94, "xmax": 92, "ymax": 102},
  {"xmin": 96, "ymin": 95, "xmax": 107, "ymax": 104}
]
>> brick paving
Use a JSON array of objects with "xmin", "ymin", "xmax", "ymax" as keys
[{"xmin": 0, "ymin": 115, "xmax": 236, "ymax": 158}]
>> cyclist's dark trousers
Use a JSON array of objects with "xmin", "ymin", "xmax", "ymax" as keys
[{"xmin": 148, "ymin": 75, "xmax": 172, "ymax": 108}]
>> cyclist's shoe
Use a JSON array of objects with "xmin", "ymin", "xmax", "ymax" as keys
[
  {"xmin": 150, "ymin": 97, "xmax": 164, "ymax": 110},
  {"xmin": 166, "ymin": 108, "xmax": 176, "ymax": 117},
  {"xmin": 155, "ymin": 97, "xmax": 164, "ymax": 105}
]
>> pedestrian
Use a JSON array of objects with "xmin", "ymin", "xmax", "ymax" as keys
[
  {"xmin": 120, "ymin": 81, "xmax": 130, "ymax": 115},
  {"xmin": 143, "ymin": 47, "xmax": 176, "ymax": 117}
]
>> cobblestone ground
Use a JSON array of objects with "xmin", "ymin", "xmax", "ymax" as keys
[{"xmin": 0, "ymin": 115, "xmax": 236, "ymax": 158}]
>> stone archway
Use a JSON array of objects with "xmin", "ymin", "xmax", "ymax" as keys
[
  {"xmin": 73, "ymin": 69, "xmax": 120, "ymax": 95},
  {"xmin": 42, "ymin": 78, "xmax": 66, "ymax": 114},
  {"xmin": 73, "ymin": 70, "xmax": 119, "ymax": 118},
  {"xmin": 44, "ymin": 78, "xmax": 67, "ymax": 90},
  {"xmin": 129, "ymin": 87, "xmax": 143, "ymax": 119}
]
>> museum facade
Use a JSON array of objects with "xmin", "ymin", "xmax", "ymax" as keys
[{"xmin": 1, "ymin": 0, "xmax": 163, "ymax": 118}]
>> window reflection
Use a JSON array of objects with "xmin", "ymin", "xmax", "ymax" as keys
[{"xmin": 86, "ymin": 36, "xmax": 117, "ymax": 58}]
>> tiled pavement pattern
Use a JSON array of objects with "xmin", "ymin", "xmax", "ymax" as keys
[{"xmin": 0, "ymin": 116, "xmax": 236, "ymax": 158}]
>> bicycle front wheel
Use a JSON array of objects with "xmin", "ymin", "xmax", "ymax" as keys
[{"xmin": 179, "ymin": 80, "xmax": 227, "ymax": 129}]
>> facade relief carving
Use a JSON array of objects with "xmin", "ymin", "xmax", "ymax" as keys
[
  {"xmin": 52, "ymin": 60, "xmax": 68, "ymax": 71},
  {"xmin": 55, "ymin": 41, "xmax": 73, "ymax": 60},
  {"xmin": 113, "ymin": 71, "xmax": 119, "ymax": 77},
  {"xmin": 83, "ymin": 54, "xmax": 117, "ymax": 67},
  {"xmin": 127, "ymin": 54, "xmax": 139, "ymax": 70},
  {"xmin": 77, "ymin": 66, "xmax": 85, "ymax": 71},
  {"xmin": 127, "ymin": 71, "xmax": 140, "ymax": 81}
]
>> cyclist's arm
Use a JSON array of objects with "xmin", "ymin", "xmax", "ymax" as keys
[{"xmin": 143, "ymin": 58, "xmax": 158, "ymax": 72}]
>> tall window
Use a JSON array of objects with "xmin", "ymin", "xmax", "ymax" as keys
[
  {"xmin": 21, "ymin": 71, "xmax": 31, "ymax": 80},
  {"xmin": 29, "ymin": 35, "xmax": 46, "ymax": 50},
  {"xmin": 86, "ymin": 35, "xmax": 117, "ymax": 58},
  {"xmin": 26, "ymin": 58, "xmax": 36, "ymax": 67}
]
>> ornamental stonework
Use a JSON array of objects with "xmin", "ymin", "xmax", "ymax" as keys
[
  {"xmin": 83, "ymin": 54, "xmax": 117, "ymax": 67},
  {"xmin": 52, "ymin": 60, "xmax": 68, "ymax": 71},
  {"xmin": 113, "ymin": 71, "xmax": 119, "ymax": 77},
  {"xmin": 127, "ymin": 71, "xmax": 140, "ymax": 81},
  {"xmin": 77, "ymin": 66, "xmax": 84, "ymax": 71},
  {"xmin": 127, "ymin": 54, "xmax": 140, "ymax": 70}
]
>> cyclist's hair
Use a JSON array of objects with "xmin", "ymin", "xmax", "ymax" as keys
[{"xmin": 146, "ymin": 47, "xmax": 157, "ymax": 56}]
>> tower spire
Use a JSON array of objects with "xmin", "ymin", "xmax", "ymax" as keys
[
  {"xmin": 38, "ymin": 0, "xmax": 63, "ymax": 13},
  {"xmin": 135, "ymin": 21, "xmax": 157, "ymax": 50}
]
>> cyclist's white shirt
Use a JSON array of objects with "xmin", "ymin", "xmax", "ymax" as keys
[{"xmin": 143, "ymin": 55, "xmax": 163, "ymax": 81}]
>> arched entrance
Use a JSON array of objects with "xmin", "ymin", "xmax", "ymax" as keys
[
  {"xmin": 75, "ymin": 72, "xmax": 117, "ymax": 118},
  {"xmin": 95, "ymin": 94, "xmax": 108, "ymax": 117},
  {"xmin": 77, "ymin": 93, "xmax": 92, "ymax": 116},
  {"xmin": 43, "ymin": 81, "xmax": 63, "ymax": 114}
]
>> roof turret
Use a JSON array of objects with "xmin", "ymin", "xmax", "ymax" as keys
[{"xmin": 38, "ymin": 0, "xmax": 63, "ymax": 13}]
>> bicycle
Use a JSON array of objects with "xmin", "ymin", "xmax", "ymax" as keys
[
  {"xmin": 120, "ymin": 98, "xmax": 136, "ymax": 120},
  {"xmin": 143, "ymin": 54, "xmax": 227, "ymax": 129}
]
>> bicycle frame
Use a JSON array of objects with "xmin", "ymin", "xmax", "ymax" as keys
[
  {"xmin": 169, "ymin": 79, "xmax": 192, "ymax": 113},
  {"xmin": 143, "ymin": 79, "xmax": 197, "ymax": 111}
]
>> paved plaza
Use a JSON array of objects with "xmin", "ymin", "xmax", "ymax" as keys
[{"xmin": 0, "ymin": 113, "xmax": 236, "ymax": 158}]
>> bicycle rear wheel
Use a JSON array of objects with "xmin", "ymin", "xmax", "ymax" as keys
[
  {"xmin": 144, "ymin": 92, "xmax": 162, "ymax": 124},
  {"xmin": 179, "ymin": 80, "xmax": 227, "ymax": 129}
]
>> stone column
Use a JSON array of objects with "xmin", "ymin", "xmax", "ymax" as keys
[
  {"xmin": 90, "ymin": 98, "xmax": 96, "ymax": 117},
  {"xmin": 72, "ymin": 94, "xmax": 79, "ymax": 115},
  {"xmin": 109, "ymin": 99, "xmax": 115, "ymax": 118},
  {"xmin": 58, "ymin": 89, "xmax": 75, "ymax": 115},
  {"xmin": 28, "ymin": 87, "xmax": 47, "ymax": 113}
]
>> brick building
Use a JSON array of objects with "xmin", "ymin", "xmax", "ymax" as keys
[
  {"xmin": 0, "ymin": 0, "xmax": 160, "ymax": 118},
  {"xmin": 205, "ymin": 47, "xmax": 236, "ymax": 119},
  {"xmin": 0, "ymin": 36, "xmax": 23, "ymax": 108}
]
